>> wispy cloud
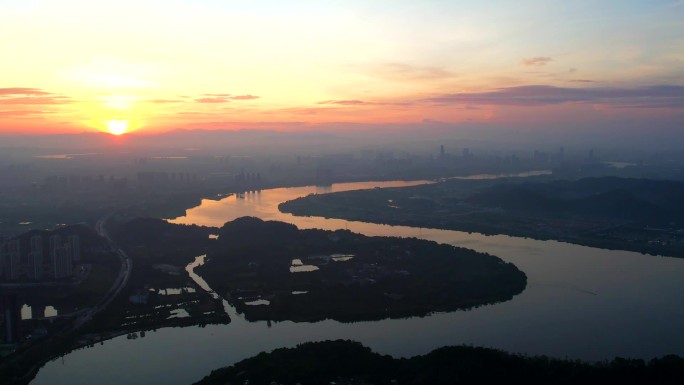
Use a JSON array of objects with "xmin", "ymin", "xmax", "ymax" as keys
[
  {"xmin": 183, "ymin": 121, "xmax": 307, "ymax": 129},
  {"xmin": 318, "ymin": 100, "xmax": 367, "ymax": 106},
  {"xmin": 0, "ymin": 88, "xmax": 51, "ymax": 96},
  {"xmin": 522, "ymin": 57, "xmax": 553, "ymax": 66},
  {"xmin": 148, "ymin": 99, "xmax": 185, "ymax": 103},
  {"xmin": 317, "ymin": 99, "xmax": 412, "ymax": 107},
  {"xmin": 230, "ymin": 95, "xmax": 259, "ymax": 100},
  {"xmin": 195, "ymin": 97, "xmax": 231, "ymax": 103},
  {"xmin": 277, "ymin": 107, "xmax": 342, "ymax": 116},
  {"xmin": 423, "ymin": 85, "xmax": 684, "ymax": 108},
  {"xmin": 0, "ymin": 110, "xmax": 51, "ymax": 117},
  {"xmin": 0, "ymin": 88, "xmax": 72, "ymax": 105},
  {"xmin": 195, "ymin": 94, "xmax": 260, "ymax": 103},
  {"xmin": 0, "ymin": 97, "xmax": 71, "ymax": 105}
]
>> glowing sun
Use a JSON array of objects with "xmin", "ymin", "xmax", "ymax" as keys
[{"xmin": 106, "ymin": 120, "xmax": 129, "ymax": 135}]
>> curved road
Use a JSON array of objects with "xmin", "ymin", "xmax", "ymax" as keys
[{"xmin": 75, "ymin": 214, "xmax": 133, "ymax": 328}]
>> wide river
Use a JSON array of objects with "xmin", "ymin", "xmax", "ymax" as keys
[{"xmin": 33, "ymin": 175, "xmax": 684, "ymax": 385}]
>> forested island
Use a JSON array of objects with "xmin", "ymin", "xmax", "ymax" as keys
[
  {"xmin": 196, "ymin": 217, "xmax": 526, "ymax": 322},
  {"xmin": 194, "ymin": 340, "xmax": 684, "ymax": 385},
  {"xmin": 280, "ymin": 177, "xmax": 684, "ymax": 258}
]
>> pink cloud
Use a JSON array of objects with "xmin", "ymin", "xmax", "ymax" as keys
[
  {"xmin": 230, "ymin": 95, "xmax": 259, "ymax": 100},
  {"xmin": 0, "ymin": 96, "xmax": 72, "ymax": 105},
  {"xmin": 0, "ymin": 88, "xmax": 51, "ymax": 96},
  {"xmin": 195, "ymin": 97, "xmax": 231, "ymax": 103},
  {"xmin": 522, "ymin": 57, "xmax": 553, "ymax": 66},
  {"xmin": 318, "ymin": 100, "xmax": 367, "ymax": 105},
  {"xmin": 195, "ymin": 94, "xmax": 260, "ymax": 103}
]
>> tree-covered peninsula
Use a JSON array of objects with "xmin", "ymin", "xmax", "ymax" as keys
[{"xmin": 196, "ymin": 217, "xmax": 526, "ymax": 322}]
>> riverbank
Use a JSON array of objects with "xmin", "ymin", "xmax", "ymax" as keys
[
  {"xmin": 197, "ymin": 217, "xmax": 526, "ymax": 322},
  {"xmin": 279, "ymin": 176, "xmax": 684, "ymax": 258}
]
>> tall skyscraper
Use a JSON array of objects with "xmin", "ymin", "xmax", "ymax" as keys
[
  {"xmin": 28, "ymin": 235, "xmax": 45, "ymax": 280},
  {"xmin": 49, "ymin": 234, "xmax": 61, "ymax": 259},
  {"xmin": 1, "ymin": 240, "xmax": 21, "ymax": 281},
  {"xmin": 68, "ymin": 234, "xmax": 80, "ymax": 262},
  {"xmin": 28, "ymin": 251, "xmax": 44, "ymax": 280},
  {"xmin": 30, "ymin": 235, "xmax": 42, "ymax": 254},
  {"xmin": 48, "ymin": 234, "xmax": 61, "ymax": 278},
  {"xmin": 53, "ymin": 246, "xmax": 72, "ymax": 279}
]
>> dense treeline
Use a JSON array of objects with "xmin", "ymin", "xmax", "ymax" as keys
[
  {"xmin": 280, "ymin": 177, "xmax": 684, "ymax": 257},
  {"xmin": 196, "ymin": 217, "xmax": 526, "ymax": 322},
  {"xmin": 113, "ymin": 217, "xmax": 214, "ymax": 265},
  {"xmin": 194, "ymin": 340, "xmax": 684, "ymax": 385}
]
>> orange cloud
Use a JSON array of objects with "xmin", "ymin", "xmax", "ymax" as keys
[
  {"xmin": 318, "ymin": 100, "xmax": 367, "ymax": 106},
  {"xmin": 0, "ymin": 88, "xmax": 72, "ymax": 105},
  {"xmin": 0, "ymin": 88, "xmax": 51, "ymax": 96},
  {"xmin": 230, "ymin": 95, "xmax": 259, "ymax": 100},
  {"xmin": 195, "ymin": 97, "xmax": 230, "ymax": 103},
  {"xmin": 194, "ymin": 94, "xmax": 260, "ymax": 103},
  {"xmin": 0, "ymin": 110, "xmax": 51, "ymax": 117}
]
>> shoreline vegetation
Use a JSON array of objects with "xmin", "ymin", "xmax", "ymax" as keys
[
  {"xmin": 280, "ymin": 176, "xmax": 684, "ymax": 258},
  {"xmin": 193, "ymin": 340, "xmax": 684, "ymax": 385},
  {"xmin": 196, "ymin": 217, "xmax": 527, "ymax": 322}
]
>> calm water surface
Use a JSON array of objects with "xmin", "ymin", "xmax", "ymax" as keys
[{"xmin": 33, "ymin": 175, "xmax": 684, "ymax": 385}]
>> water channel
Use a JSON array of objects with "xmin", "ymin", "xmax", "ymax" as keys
[{"xmin": 32, "ymin": 173, "xmax": 684, "ymax": 385}]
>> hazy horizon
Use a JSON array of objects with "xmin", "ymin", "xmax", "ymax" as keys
[{"xmin": 2, "ymin": 1, "xmax": 683, "ymax": 138}]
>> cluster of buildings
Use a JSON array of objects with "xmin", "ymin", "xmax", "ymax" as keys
[{"xmin": 0, "ymin": 234, "xmax": 80, "ymax": 282}]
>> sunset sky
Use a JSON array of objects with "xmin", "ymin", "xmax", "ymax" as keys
[{"xmin": 1, "ymin": 0, "xmax": 683, "ymax": 135}]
